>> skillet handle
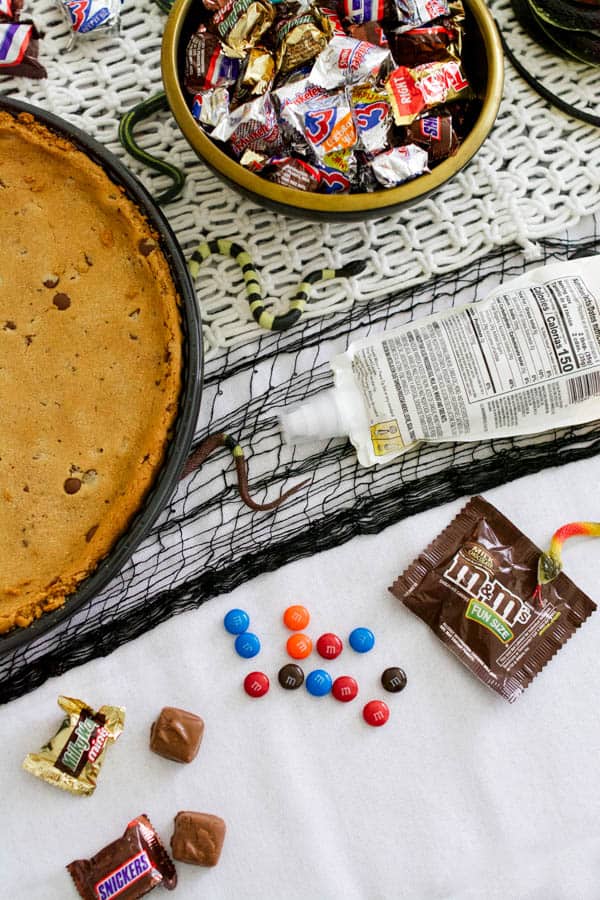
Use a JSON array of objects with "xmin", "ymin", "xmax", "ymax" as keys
[{"xmin": 118, "ymin": 92, "xmax": 186, "ymax": 205}]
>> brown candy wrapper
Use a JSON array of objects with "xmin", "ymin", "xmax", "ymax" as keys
[
  {"xmin": 67, "ymin": 814, "xmax": 177, "ymax": 898},
  {"xmin": 405, "ymin": 110, "xmax": 457, "ymax": 162},
  {"xmin": 22, "ymin": 696, "xmax": 125, "ymax": 795},
  {"xmin": 389, "ymin": 18, "xmax": 462, "ymax": 68},
  {"xmin": 390, "ymin": 496, "xmax": 596, "ymax": 703}
]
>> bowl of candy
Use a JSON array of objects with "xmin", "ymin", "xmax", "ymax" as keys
[{"xmin": 162, "ymin": 0, "xmax": 503, "ymax": 221}]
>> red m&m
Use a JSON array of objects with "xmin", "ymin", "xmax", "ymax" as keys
[
  {"xmin": 362, "ymin": 700, "xmax": 389, "ymax": 726},
  {"xmin": 332, "ymin": 676, "xmax": 358, "ymax": 702},
  {"xmin": 244, "ymin": 672, "xmax": 270, "ymax": 697},
  {"xmin": 316, "ymin": 633, "xmax": 343, "ymax": 660}
]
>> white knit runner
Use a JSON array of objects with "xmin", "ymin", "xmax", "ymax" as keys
[{"xmin": 3, "ymin": 0, "xmax": 600, "ymax": 358}]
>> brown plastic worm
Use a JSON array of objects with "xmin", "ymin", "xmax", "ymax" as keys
[{"xmin": 180, "ymin": 432, "xmax": 310, "ymax": 511}]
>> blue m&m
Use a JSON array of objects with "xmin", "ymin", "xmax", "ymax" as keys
[
  {"xmin": 224, "ymin": 608, "xmax": 250, "ymax": 635},
  {"xmin": 349, "ymin": 627, "xmax": 375, "ymax": 653},
  {"xmin": 305, "ymin": 669, "xmax": 333, "ymax": 697},
  {"xmin": 235, "ymin": 632, "xmax": 261, "ymax": 658}
]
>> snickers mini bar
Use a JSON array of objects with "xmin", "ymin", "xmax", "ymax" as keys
[
  {"xmin": 67, "ymin": 814, "xmax": 178, "ymax": 898},
  {"xmin": 22, "ymin": 695, "xmax": 125, "ymax": 796}
]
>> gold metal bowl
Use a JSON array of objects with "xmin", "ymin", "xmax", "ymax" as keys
[{"xmin": 162, "ymin": 0, "xmax": 504, "ymax": 221}]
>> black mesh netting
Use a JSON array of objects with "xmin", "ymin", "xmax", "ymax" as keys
[{"xmin": 2, "ymin": 228, "xmax": 599, "ymax": 704}]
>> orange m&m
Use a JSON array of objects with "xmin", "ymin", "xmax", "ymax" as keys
[
  {"xmin": 286, "ymin": 633, "xmax": 313, "ymax": 659},
  {"xmin": 283, "ymin": 605, "xmax": 310, "ymax": 631}
]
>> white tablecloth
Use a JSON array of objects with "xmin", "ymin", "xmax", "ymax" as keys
[{"xmin": 2, "ymin": 455, "xmax": 600, "ymax": 900}]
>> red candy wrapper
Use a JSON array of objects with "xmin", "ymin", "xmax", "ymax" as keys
[
  {"xmin": 67, "ymin": 815, "xmax": 178, "ymax": 898},
  {"xmin": 386, "ymin": 58, "xmax": 471, "ymax": 124}
]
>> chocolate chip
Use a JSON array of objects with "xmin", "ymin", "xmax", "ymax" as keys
[
  {"xmin": 53, "ymin": 292, "xmax": 71, "ymax": 310},
  {"xmin": 64, "ymin": 477, "xmax": 82, "ymax": 495},
  {"xmin": 3, "ymin": 321, "xmax": 16, "ymax": 330},
  {"xmin": 85, "ymin": 524, "xmax": 98, "ymax": 542},
  {"xmin": 278, "ymin": 663, "xmax": 305, "ymax": 690},
  {"xmin": 381, "ymin": 667, "xmax": 407, "ymax": 693},
  {"xmin": 43, "ymin": 275, "xmax": 59, "ymax": 288},
  {"xmin": 139, "ymin": 238, "xmax": 157, "ymax": 257}
]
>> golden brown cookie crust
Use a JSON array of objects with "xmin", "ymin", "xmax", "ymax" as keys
[{"xmin": 0, "ymin": 111, "xmax": 183, "ymax": 633}]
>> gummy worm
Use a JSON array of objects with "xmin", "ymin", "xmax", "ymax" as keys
[
  {"xmin": 180, "ymin": 432, "xmax": 309, "ymax": 512},
  {"xmin": 532, "ymin": 521, "xmax": 600, "ymax": 606},
  {"xmin": 189, "ymin": 236, "xmax": 367, "ymax": 332},
  {"xmin": 118, "ymin": 92, "xmax": 186, "ymax": 206}
]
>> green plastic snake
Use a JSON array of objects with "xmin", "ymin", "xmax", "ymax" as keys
[
  {"xmin": 118, "ymin": 92, "xmax": 184, "ymax": 206},
  {"xmin": 180, "ymin": 432, "xmax": 309, "ymax": 511},
  {"xmin": 189, "ymin": 236, "xmax": 366, "ymax": 332}
]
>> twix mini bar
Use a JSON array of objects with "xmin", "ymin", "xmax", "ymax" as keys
[{"xmin": 390, "ymin": 496, "xmax": 596, "ymax": 702}]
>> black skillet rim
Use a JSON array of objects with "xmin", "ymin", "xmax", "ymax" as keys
[{"xmin": 0, "ymin": 94, "xmax": 203, "ymax": 656}]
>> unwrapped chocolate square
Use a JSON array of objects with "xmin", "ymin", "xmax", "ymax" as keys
[
  {"xmin": 149, "ymin": 707, "xmax": 204, "ymax": 763},
  {"xmin": 170, "ymin": 811, "xmax": 226, "ymax": 866}
]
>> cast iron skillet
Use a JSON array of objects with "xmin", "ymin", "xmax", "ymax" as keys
[{"xmin": 0, "ymin": 95, "xmax": 203, "ymax": 655}]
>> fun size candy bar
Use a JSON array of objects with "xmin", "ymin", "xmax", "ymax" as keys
[
  {"xmin": 212, "ymin": 93, "xmax": 284, "ymax": 158},
  {"xmin": 386, "ymin": 57, "xmax": 471, "ymax": 124},
  {"xmin": 393, "ymin": 0, "xmax": 450, "ymax": 32},
  {"xmin": 309, "ymin": 35, "xmax": 393, "ymax": 89},
  {"xmin": 342, "ymin": 0, "xmax": 394, "ymax": 24},
  {"xmin": 0, "ymin": 0, "xmax": 23, "ymax": 20},
  {"xmin": 67, "ymin": 814, "xmax": 177, "ymax": 898},
  {"xmin": 274, "ymin": 9, "xmax": 328, "ymax": 74},
  {"xmin": 57, "ymin": 0, "xmax": 121, "ymax": 36},
  {"xmin": 192, "ymin": 87, "xmax": 230, "ymax": 131},
  {"xmin": 22, "ymin": 696, "xmax": 125, "ymax": 795},
  {"xmin": 406, "ymin": 111, "xmax": 458, "ymax": 162},
  {"xmin": 185, "ymin": 25, "xmax": 241, "ymax": 94},
  {"xmin": 0, "ymin": 22, "xmax": 46, "ymax": 77},
  {"xmin": 369, "ymin": 143, "xmax": 428, "ymax": 186},
  {"xmin": 351, "ymin": 83, "xmax": 392, "ymax": 154},
  {"xmin": 212, "ymin": 0, "xmax": 275, "ymax": 56}
]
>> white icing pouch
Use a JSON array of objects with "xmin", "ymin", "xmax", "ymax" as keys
[{"xmin": 280, "ymin": 256, "xmax": 600, "ymax": 466}]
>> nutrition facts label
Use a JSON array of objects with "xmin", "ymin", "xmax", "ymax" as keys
[{"xmin": 349, "ymin": 269, "xmax": 600, "ymax": 450}]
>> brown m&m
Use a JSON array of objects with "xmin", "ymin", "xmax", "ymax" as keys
[
  {"xmin": 278, "ymin": 663, "xmax": 304, "ymax": 689},
  {"xmin": 381, "ymin": 667, "xmax": 407, "ymax": 693},
  {"xmin": 149, "ymin": 707, "xmax": 204, "ymax": 763},
  {"xmin": 171, "ymin": 811, "xmax": 226, "ymax": 867}
]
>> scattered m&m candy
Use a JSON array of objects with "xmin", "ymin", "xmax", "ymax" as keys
[
  {"xmin": 224, "ymin": 608, "xmax": 250, "ymax": 635},
  {"xmin": 235, "ymin": 632, "xmax": 261, "ymax": 659},
  {"xmin": 283, "ymin": 605, "xmax": 310, "ymax": 631},
  {"xmin": 349, "ymin": 627, "xmax": 375, "ymax": 653},
  {"xmin": 278, "ymin": 664, "xmax": 305, "ymax": 690},
  {"xmin": 244, "ymin": 672, "xmax": 269, "ymax": 697},
  {"xmin": 316, "ymin": 633, "xmax": 343, "ymax": 660},
  {"xmin": 332, "ymin": 676, "xmax": 358, "ymax": 702},
  {"xmin": 363, "ymin": 700, "xmax": 389, "ymax": 727},
  {"xmin": 287, "ymin": 633, "xmax": 312, "ymax": 660},
  {"xmin": 306, "ymin": 669, "xmax": 333, "ymax": 697},
  {"xmin": 381, "ymin": 667, "xmax": 407, "ymax": 693}
]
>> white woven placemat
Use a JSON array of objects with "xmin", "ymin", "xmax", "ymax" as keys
[{"xmin": 3, "ymin": 0, "xmax": 600, "ymax": 358}]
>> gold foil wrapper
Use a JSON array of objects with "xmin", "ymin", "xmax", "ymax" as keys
[
  {"xmin": 214, "ymin": 0, "xmax": 275, "ymax": 56},
  {"xmin": 275, "ymin": 14, "xmax": 329, "ymax": 75},
  {"xmin": 241, "ymin": 46, "xmax": 275, "ymax": 98},
  {"xmin": 22, "ymin": 695, "xmax": 125, "ymax": 796}
]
